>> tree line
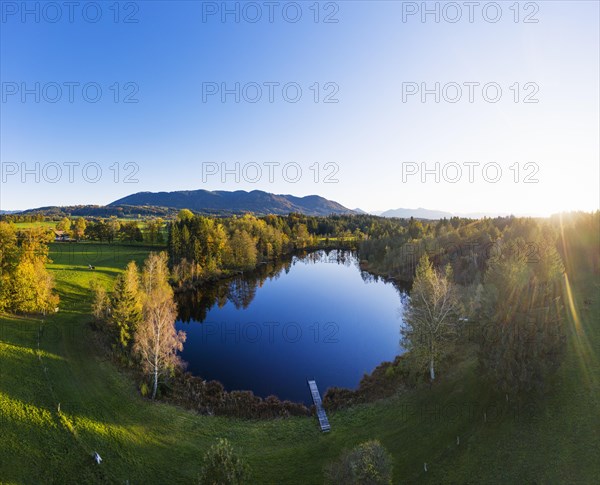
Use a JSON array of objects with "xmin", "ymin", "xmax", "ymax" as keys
[
  {"xmin": 53, "ymin": 215, "xmax": 166, "ymax": 244},
  {"xmin": 168, "ymin": 211, "xmax": 328, "ymax": 285}
]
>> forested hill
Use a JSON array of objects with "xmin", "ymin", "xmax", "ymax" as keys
[
  {"xmin": 17, "ymin": 204, "xmax": 177, "ymax": 218},
  {"xmin": 108, "ymin": 189, "xmax": 354, "ymax": 216}
]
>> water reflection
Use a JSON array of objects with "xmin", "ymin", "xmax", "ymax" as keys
[
  {"xmin": 176, "ymin": 250, "xmax": 380, "ymax": 322},
  {"xmin": 176, "ymin": 250, "xmax": 407, "ymax": 403}
]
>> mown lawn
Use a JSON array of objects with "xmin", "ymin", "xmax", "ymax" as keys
[{"xmin": 0, "ymin": 242, "xmax": 598, "ymax": 483}]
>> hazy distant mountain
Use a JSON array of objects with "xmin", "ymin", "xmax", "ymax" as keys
[
  {"xmin": 378, "ymin": 208, "xmax": 513, "ymax": 219},
  {"xmin": 380, "ymin": 208, "xmax": 454, "ymax": 220},
  {"xmin": 455, "ymin": 211, "xmax": 511, "ymax": 219},
  {"xmin": 109, "ymin": 190, "xmax": 353, "ymax": 216}
]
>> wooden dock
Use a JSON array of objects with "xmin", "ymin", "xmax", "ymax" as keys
[{"xmin": 307, "ymin": 379, "xmax": 331, "ymax": 432}]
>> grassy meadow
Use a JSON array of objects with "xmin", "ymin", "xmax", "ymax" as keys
[{"xmin": 0, "ymin": 241, "xmax": 598, "ymax": 483}]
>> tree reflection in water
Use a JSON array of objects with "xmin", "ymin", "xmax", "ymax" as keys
[{"xmin": 176, "ymin": 250, "xmax": 371, "ymax": 323}]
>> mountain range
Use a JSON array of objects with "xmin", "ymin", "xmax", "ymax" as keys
[
  {"xmin": 10, "ymin": 189, "xmax": 513, "ymax": 219},
  {"xmin": 109, "ymin": 189, "xmax": 353, "ymax": 216}
]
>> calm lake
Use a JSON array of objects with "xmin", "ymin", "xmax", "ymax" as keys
[{"xmin": 176, "ymin": 250, "xmax": 406, "ymax": 404}]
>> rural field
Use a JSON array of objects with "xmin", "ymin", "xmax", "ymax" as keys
[{"xmin": 1, "ymin": 239, "xmax": 598, "ymax": 483}]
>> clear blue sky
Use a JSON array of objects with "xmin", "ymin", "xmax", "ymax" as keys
[{"xmin": 1, "ymin": 1, "xmax": 598, "ymax": 215}]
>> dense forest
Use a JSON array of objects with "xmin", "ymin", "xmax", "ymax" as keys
[{"xmin": 167, "ymin": 211, "xmax": 363, "ymax": 286}]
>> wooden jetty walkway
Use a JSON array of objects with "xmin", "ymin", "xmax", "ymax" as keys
[{"xmin": 307, "ymin": 379, "xmax": 331, "ymax": 432}]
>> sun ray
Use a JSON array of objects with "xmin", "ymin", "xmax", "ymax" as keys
[{"xmin": 562, "ymin": 272, "xmax": 598, "ymax": 389}]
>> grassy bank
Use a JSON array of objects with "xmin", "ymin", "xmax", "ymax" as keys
[{"xmin": 0, "ymin": 242, "xmax": 598, "ymax": 483}]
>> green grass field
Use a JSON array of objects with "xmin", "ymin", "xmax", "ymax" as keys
[
  {"xmin": 13, "ymin": 219, "xmax": 163, "ymax": 230},
  {"xmin": 11, "ymin": 221, "xmax": 59, "ymax": 230},
  {"xmin": 1, "ymin": 242, "xmax": 598, "ymax": 484}
]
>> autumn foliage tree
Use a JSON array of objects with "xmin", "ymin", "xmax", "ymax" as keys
[
  {"xmin": 10, "ymin": 259, "xmax": 59, "ymax": 314},
  {"xmin": 91, "ymin": 281, "xmax": 110, "ymax": 323},
  {"xmin": 402, "ymin": 254, "xmax": 461, "ymax": 382},
  {"xmin": 0, "ymin": 224, "xmax": 59, "ymax": 314},
  {"xmin": 56, "ymin": 216, "xmax": 71, "ymax": 232},
  {"xmin": 227, "ymin": 230, "xmax": 257, "ymax": 270},
  {"xmin": 73, "ymin": 217, "xmax": 87, "ymax": 241},
  {"xmin": 0, "ymin": 222, "xmax": 19, "ymax": 311},
  {"xmin": 133, "ymin": 252, "xmax": 186, "ymax": 399}
]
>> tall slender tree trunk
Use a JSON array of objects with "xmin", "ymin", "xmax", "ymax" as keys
[
  {"xmin": 152, "ymin": 365, "xmax": 158, "ymax": 399},
  {"xmin": 152, "ymin": 319, "xmax": 160, "ymax": 399},
  {"xmin": 430, "ymin": 356, "xmax": 435, "ymax": 381}
]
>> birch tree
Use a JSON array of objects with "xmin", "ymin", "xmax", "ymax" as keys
[
  {"xmin": 402, "ymin": 254, "xmax": 461, "ymax": 382},
  {"xmin": 133, "ymin": 252, "xmax": 186, "ymax": 399}
]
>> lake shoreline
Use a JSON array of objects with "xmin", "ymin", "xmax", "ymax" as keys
[
  {"xmin": 171, "ymin": 241, "xmax": 360, "ymax": 293},
  {"xmin": 175, "ymin": 248, "xmax": 407, "ymax": 407}
]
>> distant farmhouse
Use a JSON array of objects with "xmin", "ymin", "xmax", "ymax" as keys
[{"xmin": 53, "ymin": 230, "xmax": 74, "ymax": 242}]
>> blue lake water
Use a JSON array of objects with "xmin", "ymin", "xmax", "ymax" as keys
[{"xmin": 176, "ymin": 250, "xmax": 406, "ymax": 404}]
